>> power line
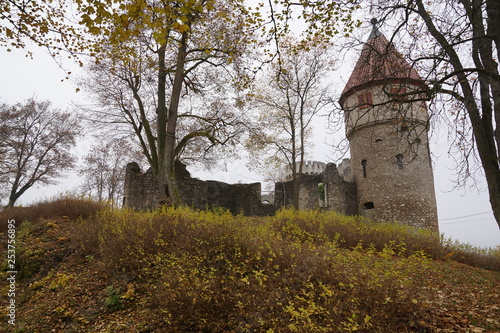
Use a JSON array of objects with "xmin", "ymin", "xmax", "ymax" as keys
[
  {"xmin": 440, "ymin": 217, "xmax": 494, "ymax": 225},
  {"xmin": 226, "ymin": 170, "xmax": 263, "ymax": 182},
  {"xmin": 439, "ymin": 211, "xmax": 492, "ymax": 221}
]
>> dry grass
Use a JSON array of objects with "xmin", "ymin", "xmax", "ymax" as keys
[{"xmin": 0, "ymin": 195, "xmax": 104, "ymax": 233}]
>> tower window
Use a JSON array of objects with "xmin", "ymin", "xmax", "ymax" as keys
[
  {"xmin": 357, "ymin": 91, "xmax": 373, "ymax": 109},
  {"xmin": 361, "ymin": 159, "xmax": 367, "ymax": 178},
  {"xmin": 390, "ymin": 87, "xmax": 407, "ymax": 101},
  {"xmin": 400, "ymin": 121, "xmax": 409, "ymax": 132},
  {"xmin": 363, "ymin": 202, "xmax": 374, "ymax": 210},
  {"xmin": 396, "ymin": 154, "xmax": 404, "ymax": 170}
]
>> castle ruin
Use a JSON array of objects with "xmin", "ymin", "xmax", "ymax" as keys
[
  {"xmin": 123, "ymin": 161, "xmax": 274, "ymax": 216},
  {"xmin": 123, "ymin": 24, "xmax": 439, "ymax": 232}
]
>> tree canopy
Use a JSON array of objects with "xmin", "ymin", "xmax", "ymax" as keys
[{"xmin": 77, "ymin": 0, "xmax": 259, "ymax": 205}]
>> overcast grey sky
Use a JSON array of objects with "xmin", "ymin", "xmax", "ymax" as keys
[{"xmin": 1, "ymin": 41, "xmax": 499, "ymax": 248}]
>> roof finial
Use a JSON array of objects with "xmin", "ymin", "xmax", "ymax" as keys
[{"xmin": 369, "ymin": 17, "xmax": 382, "ymax": 38}]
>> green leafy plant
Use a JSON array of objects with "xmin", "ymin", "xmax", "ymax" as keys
[{"xmin": 104, "ymin": 285, "xmax": 123, "ymax": 312}]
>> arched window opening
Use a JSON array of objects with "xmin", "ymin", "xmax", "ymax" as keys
[
  {"xmin": 363, "ymin": 202, "xmax": 374, "ymax": 210},
  {"xmin": 361, "ymin": 159, "xmax": 367, "ymax": 178},
  {"xmin": 396, "ymin": 154, "xmax": 404, "ymax": 170},
  {"xmin": 375, "ymin": 138, "xmax": 382, "ymax": 143}
]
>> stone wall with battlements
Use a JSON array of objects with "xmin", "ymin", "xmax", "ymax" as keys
[
  {"xmin": 275, "ymin": 163, "xmax": 356, "ymax": 215},
  {"xmin": 283, "ymin": 161, "xmax": 327, "ymax": 180}
]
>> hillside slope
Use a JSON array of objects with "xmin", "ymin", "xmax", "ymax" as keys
[{"xmin": 1, "ymin": 203, "xmax": 499, "ymax": 332}]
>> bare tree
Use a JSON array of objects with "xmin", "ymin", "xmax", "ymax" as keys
[
  {"xmin": 0, "ymin": 98, "xmax": 80, "ymax": 208},
  {"xmin": 246, "ymin": 36, "xmax": 334, "ymax": 209},
  {"xmin": 366, "ymin": 0, "xmax": 500, "ymax": 228},
  {"xmin": 78, "ymin": 138, "xmax": 143, "ymax": 207}
]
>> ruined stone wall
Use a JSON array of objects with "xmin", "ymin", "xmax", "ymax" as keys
[
  {"xmin": 275, "ymin": 175, "xmax": 322, "ymax": 210},
  {"xmin": 207, "ymin": 181, "xmax": 273, "ymax": 216},
  {"xmin": 298, "ymin": 174, "xmax": 324, "ymax": 210},
  {"xmin": 176, "ymin": 163, "xmax": 209, "ymax": 210},
  {"xmin": 123, "ymin": 162, "xmax": 274, "ymax": 216},
  {"xmin": 323, "ymin": 163, "xmax": 357, "ymax": 215},
  {"xmin": 123, "ymin": 162, "xmax": 160, "ymax": 211},
  {"xmin": 274, "ymin": 163, "xmax": 357, "ymax": 215},
  {"xmin": 274, "ymin": 181, "xmax": 294, "ymax": 209},
  {"xmin": 337, "ymin": 159, "xmax": 353, "ymax": 182}
]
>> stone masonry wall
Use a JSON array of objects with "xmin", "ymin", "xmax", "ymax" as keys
[
  {"xmin": 344, "ymin": 85, "xmax": 439, "ymax": 231},
  {"xmin": 323, "ymin": 163, "xmax": 357, "ymax": 215},
  {"xmin": 123, "ymin": 162, "xmax": 274, "ymax": 216},
  {"xmin": 274, "ymin": 163, "xmax": 356, "ymax": 215},
  {"xmin": 123, "ymin": 162, "xmax": 160, "ymax": 211}
]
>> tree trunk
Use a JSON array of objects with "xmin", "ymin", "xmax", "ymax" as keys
[
  {"xmin": 6, "ymin": 179, "xmax": 30, "ymax": 209},
  {"xmin": 290, "ymin": 116, "xmax": 300, "ymax": 209},
  {"xmin": 5, "ymin": 197, "xmax": 16, "ymax": 209},
  {"xmin": 156, "ymin": 42, "xmax": 169, "ymax": 206},
  {"xmin": 157, "ymin": 32, "xmax": 189, "ymax": 207}
]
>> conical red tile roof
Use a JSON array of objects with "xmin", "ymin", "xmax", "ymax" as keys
[{"xmin": 339, "ymin": 28, "xmax": 424, "ymax": 106}]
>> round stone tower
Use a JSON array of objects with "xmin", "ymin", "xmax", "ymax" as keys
[{"xmin": 339, "ymin": 21, "xmax": 439, "ymax": 231}]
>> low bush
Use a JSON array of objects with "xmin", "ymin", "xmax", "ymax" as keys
[
  {"xmin": 270, "ymin": 208, "xmax": 443, "ymax": 256},
  {"xmin": 74, "ymin": 207, "xmax": 438, "ymax": 331}
]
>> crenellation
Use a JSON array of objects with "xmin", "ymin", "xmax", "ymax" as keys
[{"xmin": 284, "ymin": 161, "xmax": 326, "ymax": 180}]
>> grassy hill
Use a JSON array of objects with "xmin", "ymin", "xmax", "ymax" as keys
[{"xmin": 1, "ymin": 198, "xmax": 499, "ymax": 332}]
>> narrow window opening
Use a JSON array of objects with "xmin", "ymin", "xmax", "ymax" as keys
[
  {"xmin": 363, "ymin": 202, "xmax": 374, "ymax": 210},
  {"xmin": 361, "ymin": 159, "xmax": 367, "ymax": 178},
  {"xmin": 390, "ymin": 87, "xmax": 407, "ymax": 101},
  {"xmin": 357, "ymin": 91, "xmax": 373, "ymax": 109},
  {"xmin": 318, "ymin": 182, "xmax": 327, "ymax": 208},
  {"xmin": 396, "ymin": 154, "xmax": 404, "ymax": 170},
  {"xmin": 400, "ymin": 121, "xmax": 409, "ymax": 132}
]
